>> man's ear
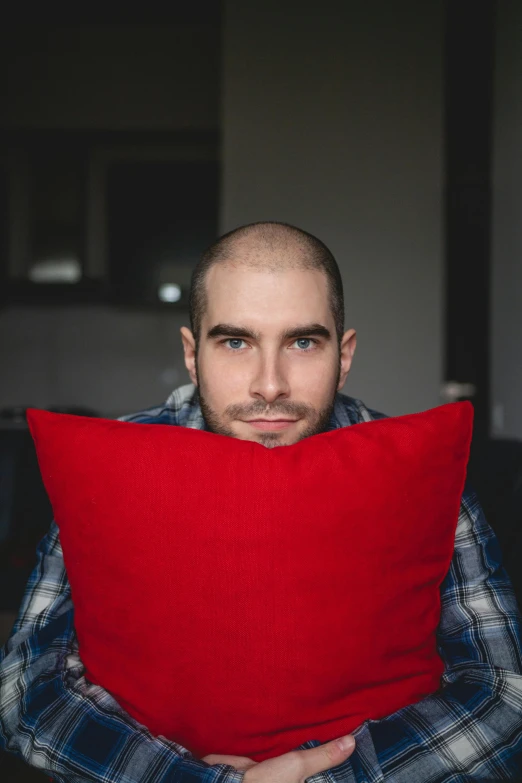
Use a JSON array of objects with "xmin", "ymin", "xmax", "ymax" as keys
[
  {"xmin": 338, "ymin": 329, "xmax": 357, "ymax": 390},
  {"xmin": 180, "ymin": 327, "xmax": 198, "ymax": 386}
]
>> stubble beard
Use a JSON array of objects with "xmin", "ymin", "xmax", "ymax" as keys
[{"xmin": 196, "ymin": 361, "xmax": 340, "ymax": 448}]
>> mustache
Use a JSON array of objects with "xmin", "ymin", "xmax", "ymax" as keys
[{"xmin": 224, "ymin": 400, "xmax": 314, "ymax": 419}]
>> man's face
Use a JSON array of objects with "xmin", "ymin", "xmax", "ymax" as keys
[{"xmin": 181, "ymin": 263, "xmax": 356, "ymax": 448}]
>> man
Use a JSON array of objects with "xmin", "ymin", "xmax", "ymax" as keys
[{"xmin": 1, "ymin": 222, "xmax": 522, "ymax": 782}]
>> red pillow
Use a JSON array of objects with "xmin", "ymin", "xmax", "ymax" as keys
[{"xmin": 27, "ymin": 402, "xmax": 472, "ymax": 761}]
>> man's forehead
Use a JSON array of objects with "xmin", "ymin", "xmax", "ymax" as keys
[
  {"xmin": 203, "ymin": 263, "xmax": 329, "ymax": 321},
  {"xmin": 198, "ymin": 262, "xmax": 330, "ymax": 341}
]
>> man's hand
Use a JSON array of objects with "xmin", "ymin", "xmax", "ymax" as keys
[{"xmin": 202, "ymin": 734, "xmax": 356, "ymax": 781}]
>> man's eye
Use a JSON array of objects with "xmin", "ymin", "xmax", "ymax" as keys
[
  {"xmin": 295, "ymin": 338, "xmax": 314, "ymax": 350},
  {"xmin": 226, "ymin": 339, "xmax": 245, "ymax": 350}
]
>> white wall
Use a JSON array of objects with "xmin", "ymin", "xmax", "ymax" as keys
[
  {"xmin": 491, "ymin": 0, "xmax": 522, "ymax": 439},
  {"xmin": 222, "ymin": 0, "xmax": 444, "ymax": 416}
]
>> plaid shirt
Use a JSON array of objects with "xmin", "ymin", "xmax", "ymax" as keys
[{"xmin": 1, "ymin": 384, "xmax": 522, "ymax": 783}]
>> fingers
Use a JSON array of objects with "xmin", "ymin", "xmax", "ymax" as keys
[
  {"xmin": 243, "ymin": 735, "xmax": 356, "ymax": 783},
  {"xmin": 300, "ymin": 735, "xmax": 356, "ymax": 777}
]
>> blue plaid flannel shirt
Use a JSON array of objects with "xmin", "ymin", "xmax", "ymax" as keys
[{"xmin": 1, "ymin": 384, "xmax": 522, "ymax": 782}]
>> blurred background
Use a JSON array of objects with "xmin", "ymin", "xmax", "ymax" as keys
[{"xmin": 1, "ymin": 1, "xmax": 521, "ymax": 778}]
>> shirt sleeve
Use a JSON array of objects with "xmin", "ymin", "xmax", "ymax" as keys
[
  {"xmin": 0, "ymin": 522, "xmax": 244, "ymax": 783},
  {"xmin": 317, "ymin": 489, "xmax": 522, "ymax": 783}
]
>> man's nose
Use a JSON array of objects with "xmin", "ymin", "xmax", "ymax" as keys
[{"xmin": 249, "ymin": 354, "xmax": 290, "ymax": 403}]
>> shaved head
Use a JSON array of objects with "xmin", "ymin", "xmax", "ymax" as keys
[{"xmin": 189, "ymin": 222, "xmax": 345, "ymax": 344}]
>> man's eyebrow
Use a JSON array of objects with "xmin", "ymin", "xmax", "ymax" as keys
[
  {"xmin": 282, "ymin": 324, "xmax": 332, "ymax": 341},
  {"xmin": 206, "ymin": 324, "xmax": 261, "ymax": 340},
  {"xmin": 206, "ymin": 323, "xmax": 333, "ymax": 341}
]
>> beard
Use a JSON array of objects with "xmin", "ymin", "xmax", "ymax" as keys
[{"xmin": 196, "ymin": 364, "xmax": 340, "ymax": 449}]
